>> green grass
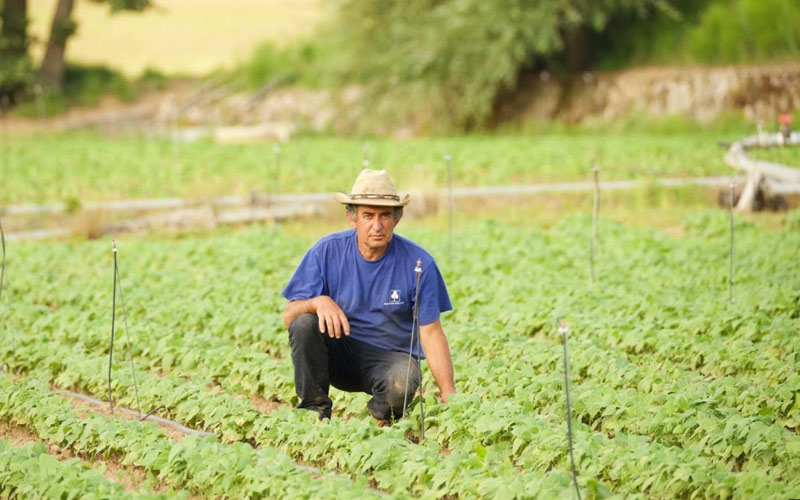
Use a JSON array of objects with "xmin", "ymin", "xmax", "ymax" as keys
[{"xmin": 3, "ymin": 130, "xmax": 787, "ymax": 205}]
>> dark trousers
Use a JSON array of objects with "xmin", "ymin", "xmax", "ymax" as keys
[{"xmin": 288, "ymin": 313, "xmax": 420, "ymax": 420}]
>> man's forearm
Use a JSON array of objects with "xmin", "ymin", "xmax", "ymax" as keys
[
  {"xmin": 283, "ymin": 299, "xmax": 316, "ymax": 329},
  {"xmin": 420, "ymin": 320, "xmax": 456, "ymax": 402},
  {"xmin": 283, "ymin": 296, "xmax": 351, "ymax": 338}
]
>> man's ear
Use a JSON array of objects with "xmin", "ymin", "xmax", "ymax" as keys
[{"xmin": 346, "ymin": 209, "xmax": 357, "ymax": 229}]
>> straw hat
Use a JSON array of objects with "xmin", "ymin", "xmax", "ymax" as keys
[{"xmin": 333, "ymin": 169, "xmax": 411, "ymax": 207}]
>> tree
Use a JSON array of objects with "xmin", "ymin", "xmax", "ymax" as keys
[
  {"xmin": 40, "ymin": 0, "xmax": 149, "ymax": 90},
  {"xmin": 0, "ymin": 0, "xmax": 32, "ymax": 101},
  {"xmin": 330, "ymin": 0, "xmax": 677, "ymax": 128}
]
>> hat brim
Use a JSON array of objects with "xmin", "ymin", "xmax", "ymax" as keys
[{"xmin": 333, "ymin": 192, "xmax": 411, "ymax": 207}]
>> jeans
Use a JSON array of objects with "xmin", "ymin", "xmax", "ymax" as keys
[{"xmin": 288, "ymin": 313, "xmax": 420, "ymax": 420}]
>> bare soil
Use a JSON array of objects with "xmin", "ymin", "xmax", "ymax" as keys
[{"xmin": 0, "ymin": 419, "xmax": 158, "ymax": 494}]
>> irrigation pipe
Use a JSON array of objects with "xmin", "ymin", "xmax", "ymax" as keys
[
  {"xmin": 10, "ymin": 371, "xmax": 385, "ymax": 495},
  {"xmin": 56, "ymin": 387, "xmax": 216, "ymax": 438},
  {"xmin": 0, "ymin": 367, "xmax": 215, "ymax": 438},
  {"xmin": 2, "ymin": 176, "xmax": 750, "ymax": 218}
]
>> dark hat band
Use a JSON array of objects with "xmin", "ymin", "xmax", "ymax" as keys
[{"xmin": 350, "ymin": 193, "xmax": 400, "ymax": 201}]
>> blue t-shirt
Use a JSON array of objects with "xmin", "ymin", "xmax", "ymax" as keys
[{"xmin": 282, "ymin": 229, "xmax": 451, "ymax": 358}]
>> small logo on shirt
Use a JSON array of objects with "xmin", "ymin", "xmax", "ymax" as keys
[{"xmin": 384, "ymin": 289, "xmax": 404, "ymax": 306}]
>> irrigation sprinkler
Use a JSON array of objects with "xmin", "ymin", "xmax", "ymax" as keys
[
  {"xmin": 559, "ymin": 318, "xmax": 582, "ymax": 500},
  {"xmin": 403, "ymin": 259, "xmax": 425, "ymax": 441},
  {"xmin": 107, "ymin": 240, "xmax": 143, "ymax": 418},
  {"xmin": 362, "ymin": 142, "xmax": 370, "ymax": 167},
  {"xmin": 590, "ymin": 165, "xmax": 599, "ymax": 284},
  {"xmin": 729, "ymin": 180, "xmax": 735, "ymax": 302}
]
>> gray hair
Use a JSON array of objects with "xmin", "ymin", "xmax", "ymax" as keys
[{"xmin": 346, "ymin": 204, "xmax": 403, "ymax": 222}]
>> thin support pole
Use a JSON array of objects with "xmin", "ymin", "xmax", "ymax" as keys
[
  {"xmin": 403, "ymin": 260, "xmax": 424, "ymax": 440},
  {"xmin": 2, "ymin": 95, "xmax": 9, "ymax": 181},
  {"xmin": 114, "ymin": 250, "xmax": 143, "ymax": 418},
  {"xmin": 729, "ymin": 180, "xmax": 735, "ymax": 302},
  {"xmin": 362, "ymin": 142, "xmax": 370, "ymax": 168},
  {"xmin": 170, "ymin": 94, "xmax": 181, "ymax": 190},
  {"xmin": 590, "ymin": 165, "xmax": 599, "ymax": 284},
  {"xmin": 0, "ymin": 215, "xmax": 6, "ymax": 313},
  {"xmin": 445, "ymin": 154, "xmax": 454, "ymax": 267},
  {"xmin": 108, "ymin": 241, "xmax": 118, "ymax": 416},
  {"xmin": 559, "ymin": 318, "xmax": 582, "ymax": 500},
  {"xmin": 273, "ymin": 143, "xmax": 282, "ymax": 209}
]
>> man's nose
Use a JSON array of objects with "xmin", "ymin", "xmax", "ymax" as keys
[{"xmin": 371, "ymin": 217, "xmax": 383, "ymax": 231}]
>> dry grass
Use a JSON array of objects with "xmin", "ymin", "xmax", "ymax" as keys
[{"xmin": 27, "ymin": 0, "xmax": 327, "ymax": 76}]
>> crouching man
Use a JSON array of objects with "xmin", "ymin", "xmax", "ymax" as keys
[{"xmin": 282, "ymin": 169, "xmax": 456, "ymax": 422}]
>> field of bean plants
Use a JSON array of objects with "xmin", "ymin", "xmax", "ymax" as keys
[
  {"xmin": 0, "ymin": 130, "xmax": 764, "ymax": 205},
  {"xmin": 1, "ymin": 206, "xmax": 799, "ymax": 497}
]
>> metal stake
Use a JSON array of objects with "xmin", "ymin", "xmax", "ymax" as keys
[
  {"xmin": 362, "ymin": 142, "xmax": 370, "ymax": 167},
  {"xmin": 273, "ymin": 143, "xmax": 282, "ymax": 209},
  {"xmin": 108, "ymin": 240, "xmax": 144, "ymax": 418},
  {"xmin": 729, "ymin": 180, "xmax": 735, "ymax": 302},
  {"xmin": 445, "ymin": 154, "xmax": 454, "ymax": 266},
  {"xmin": 108, "ymin": 241, "xmax": 118, "ymax": 416},
  {"xmin": 590, "ymin": 165, "xmax": 599, "ymax": 284},
  {"xmin": 2, "ymin": 95, "xmax": 9, "ymax": 181},
  {"xmin": 403, "ymin": 259, "xmax": 424, "ymax": 440},
  {"xmin": 559, "ymin": 318, "xmax": 582, "ymax": 500},
  {"xmin": 0, "ymin": 215, "xmax": 6, "ymax": 314}
]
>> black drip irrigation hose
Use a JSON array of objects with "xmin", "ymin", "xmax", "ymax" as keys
[
  {"xmin": 402, "ymin": 259, "xmax": 424, "ymax": 440},
  {"xmin": 0, "ymin": 367, "xmax": 215, "ymax": 437},
  {"xmin": 559, "ymin": 318, "xmax": 582, "ymax": 500},
  {"xmin": 59, "ymin": 388, "xmax": 216, "ymax": 437}
]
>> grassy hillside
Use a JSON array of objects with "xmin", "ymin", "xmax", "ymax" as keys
[{"xmin": 26, "ymin": 0, "xmax": 326, "ymax": 77}]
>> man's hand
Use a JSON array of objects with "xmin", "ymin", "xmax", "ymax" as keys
[
  {"xmin": 312, "ymin": 296, "xmax": 350, "ymax": 338},
  {"xmin": 283, "ymin": 296, "xmax": 350, "ymax": 338}
]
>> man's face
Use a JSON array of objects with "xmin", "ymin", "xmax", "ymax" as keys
[{"xmin": 347, "ymin": 205, "xmax": 398, "ymax": 254}]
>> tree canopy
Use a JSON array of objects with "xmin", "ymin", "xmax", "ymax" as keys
[
  {"xmin": 328, "ymin": 0, "xmax": 676, "ymax": 128},
  {"xmin": 0, "ymin": 0, "xmax": 149, "ymax": 100}
]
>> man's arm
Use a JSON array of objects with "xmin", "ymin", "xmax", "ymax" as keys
[
  {"xmin": 419, "ymin": 319, "xmax": 456, "ymax": 403},
  {"xmin": 283, "ymin": 296, "xmax": 350, "ymax": 338}
]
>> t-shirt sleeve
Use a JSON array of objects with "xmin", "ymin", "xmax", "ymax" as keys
[
  {"xmin": 282, "ymin": 247, "xmax": 324, "ymax": 301},
  {"xmin": 417, "ymin": 261, "xmax": 452, "ymax": 326}
]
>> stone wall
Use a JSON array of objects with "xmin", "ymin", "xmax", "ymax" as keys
[{"xmin": 503, "ymin": 63, "xmax": 800, "ymax": 125}]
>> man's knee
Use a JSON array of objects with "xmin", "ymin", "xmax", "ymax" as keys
[
  {"xmin": 289, "ymin": 313, "xmax": 321, "ymax": 345},
  {"xmin": 383, "ymin": 360, "xmax": 420, "ymax": 409}
]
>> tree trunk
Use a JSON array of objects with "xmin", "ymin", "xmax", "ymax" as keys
[
  {"xmin": 564, "ymin": 25, "xmax": 593, "ymax": 72},
  {"xmin": 0, "ymin": 0, "xmax": 29, "ymax": 99},
  {"xmin": 40, "ymin": 0, "xmax": 75, "ymax": 90}
]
